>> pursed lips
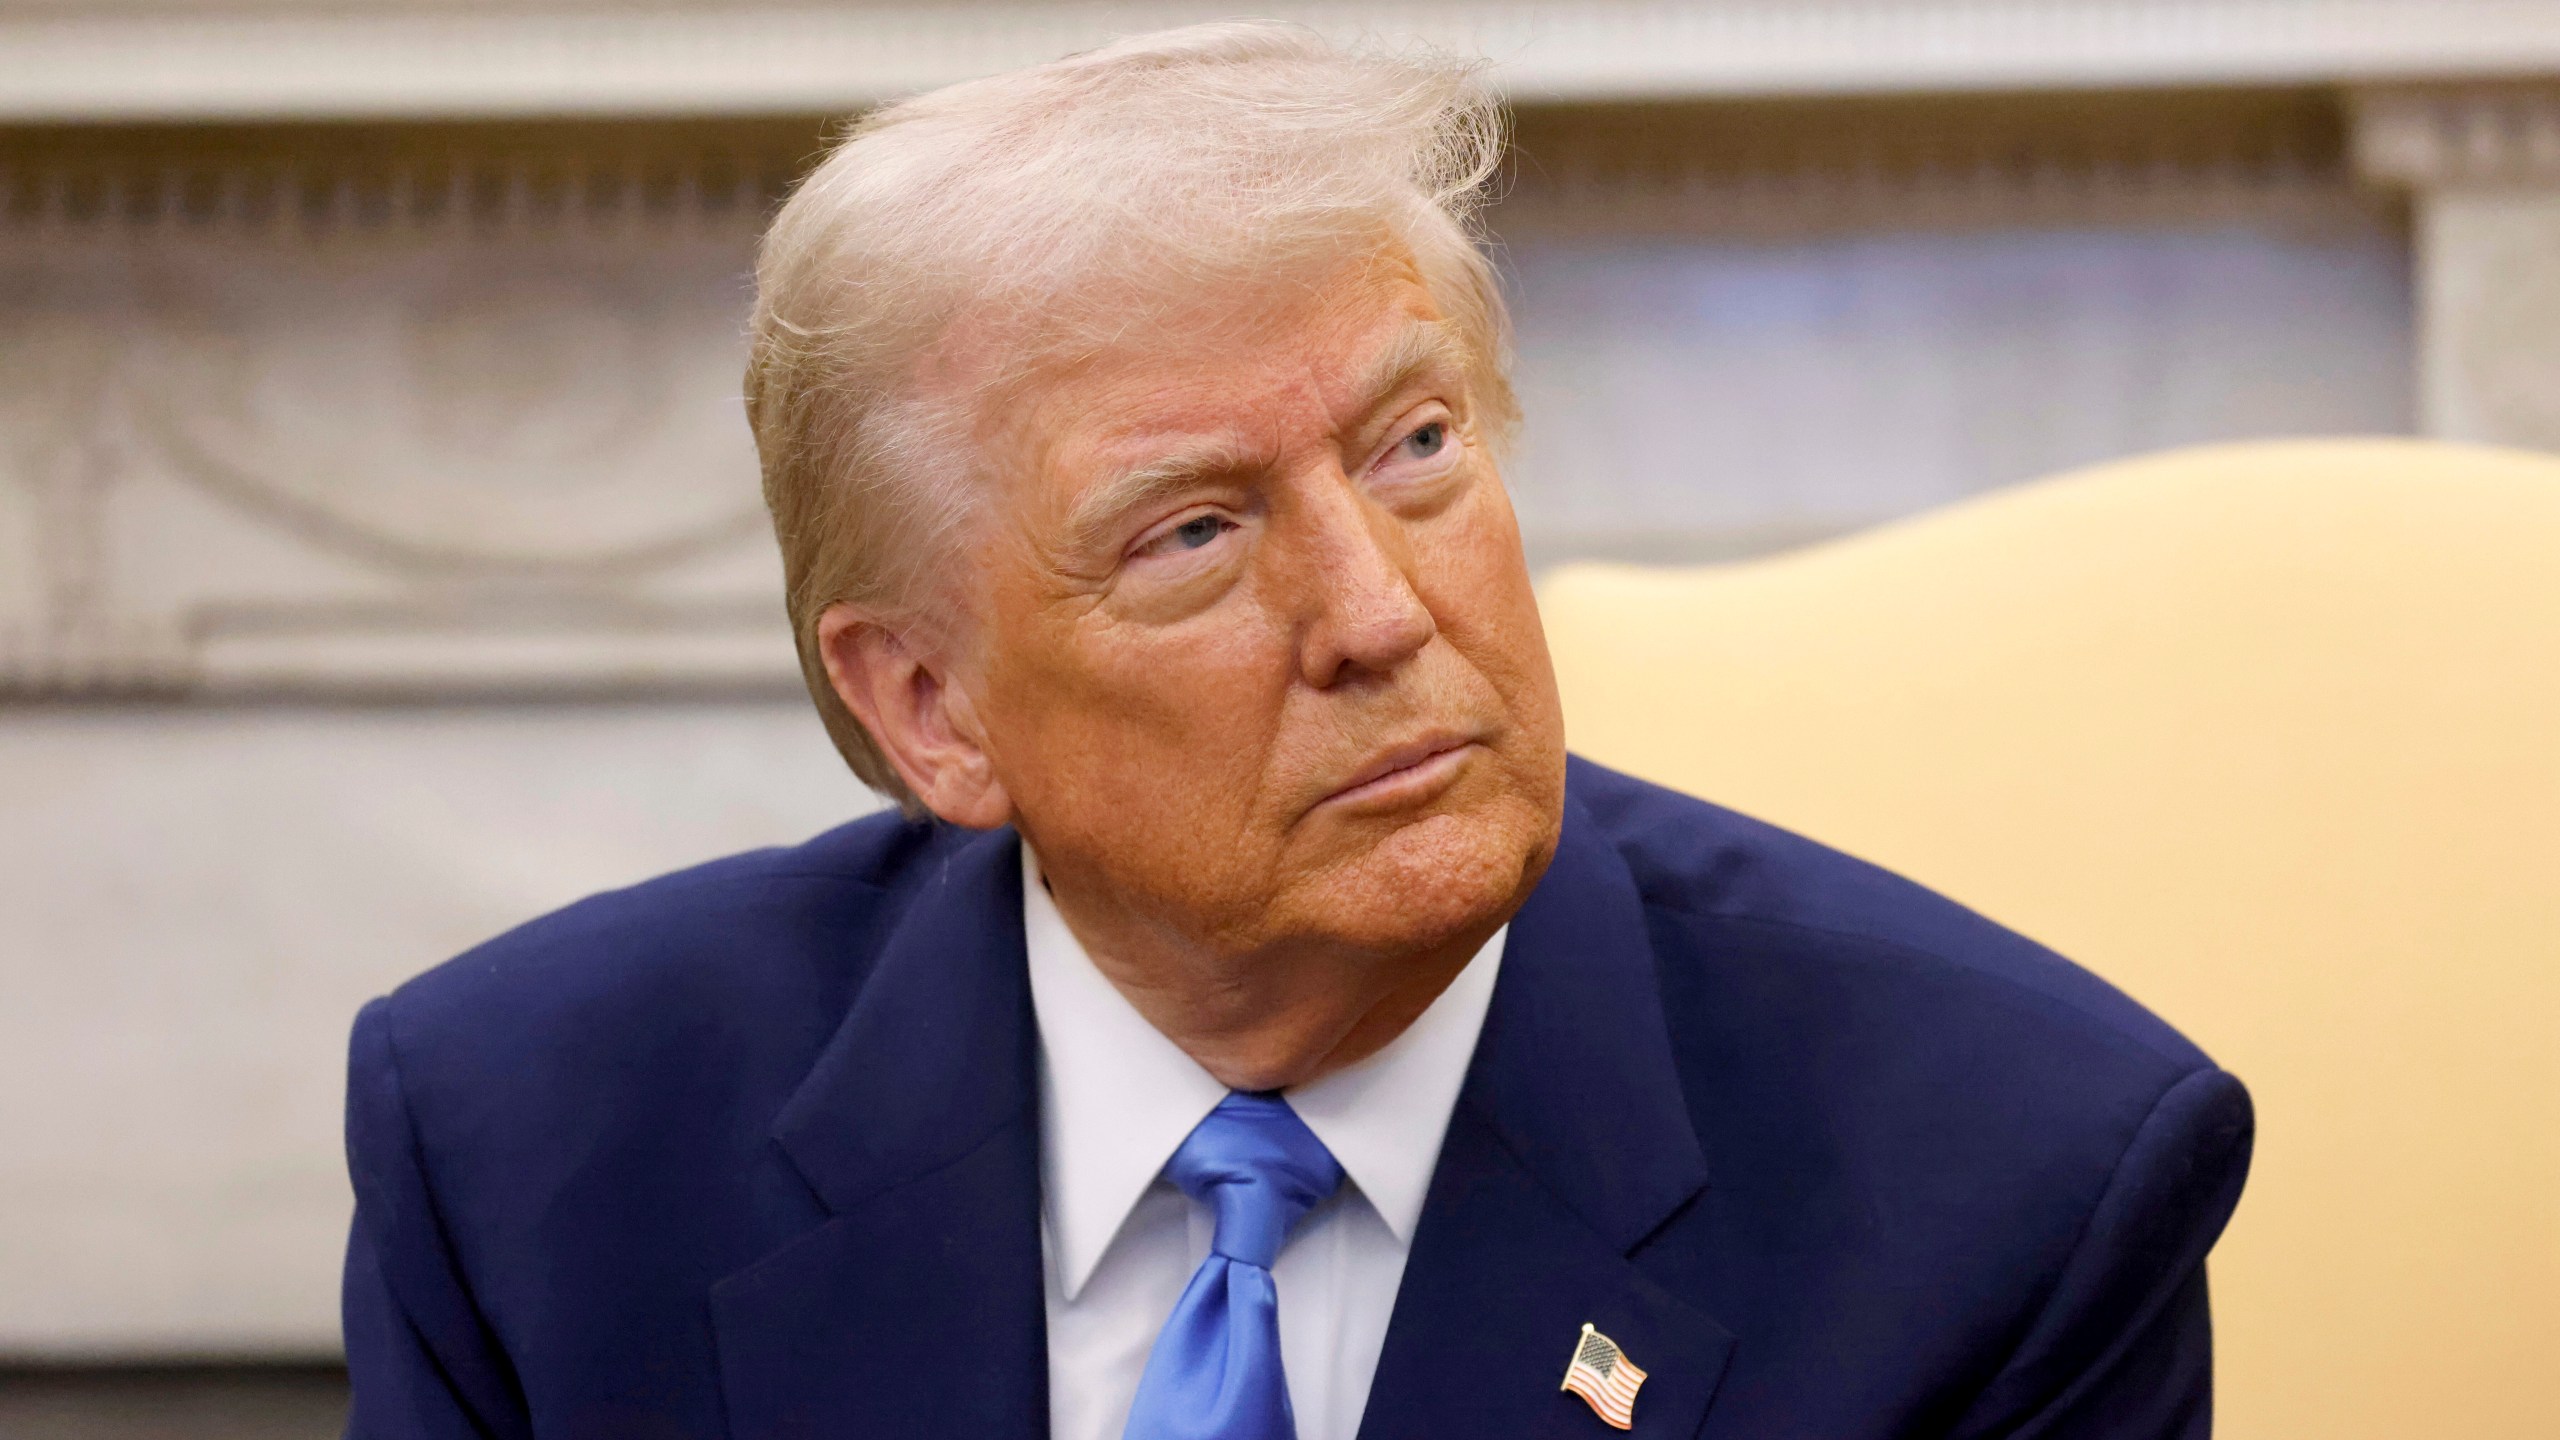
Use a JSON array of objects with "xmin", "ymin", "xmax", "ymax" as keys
[{"xmin": 1319, "ymin": 733, "xmax": 1479, "ymax": 810}]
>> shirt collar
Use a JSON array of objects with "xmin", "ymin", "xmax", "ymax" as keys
[{"xmin": 1023, "ymin": 839, "xmax": 1505, "ymax": 1301}]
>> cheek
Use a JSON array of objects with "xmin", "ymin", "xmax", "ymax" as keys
[
  {"xmin": 1420, "ymin": 478, "xmax": 1558, "ymax": 711},
  {"xmin": 985, "ymin": 602, "xmax": 1296, "ymax": 813}
]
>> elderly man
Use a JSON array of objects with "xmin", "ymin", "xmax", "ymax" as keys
[{"xmin": 342, "ymin": 23, "xmax": 2252, "ymax": 1440}]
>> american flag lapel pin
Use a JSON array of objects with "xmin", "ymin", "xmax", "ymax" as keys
[{"xmin": 1561, "ymin": 1321, "xmax": 1648, "ymax": 1430}]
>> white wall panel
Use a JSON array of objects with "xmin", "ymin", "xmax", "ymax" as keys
[{"xmin": 0, "ymin": 703, "xmax": 877, "ymax": 1355}]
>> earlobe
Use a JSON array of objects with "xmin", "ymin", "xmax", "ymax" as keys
[{"xmin": 816, "ymin": 605, "xmax": 1014, "ymax": 829}]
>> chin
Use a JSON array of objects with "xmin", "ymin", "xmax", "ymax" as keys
[{"xmin": 1297, "ymin": 798, "xmax": 1556, "ymax": 957}]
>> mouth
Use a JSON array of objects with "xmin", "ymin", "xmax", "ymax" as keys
[{"xmin": 1319, "ymin": 733, "xmax": 1481, "ymax": 814}]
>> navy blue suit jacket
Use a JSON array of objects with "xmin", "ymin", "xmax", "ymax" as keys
[{"xmin": 343, "ymin": 758, "xmax": 2252, "ymax": 1438}]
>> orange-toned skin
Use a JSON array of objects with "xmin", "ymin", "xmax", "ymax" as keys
[{"xmin": 818, "ymin": 255, "xmax": 1567, "ymax": 1092}]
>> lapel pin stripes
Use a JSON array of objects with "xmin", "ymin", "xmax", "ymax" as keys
[{"xmin": 1560, "ymin": 1321, "xmax": 1648, "ymax": 1429}]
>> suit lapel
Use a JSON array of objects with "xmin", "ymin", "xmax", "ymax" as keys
[
  {"xmin": 704, "ymin": 787, "xmax": 1733, "ymax": 1438},
  {"xmin": 1360, "ymin": 796, "xmax": 1733, "ymax": 1440},
  {"xmin": 710, "ymin": 825, "xmax": 1048, "ymax": 1440}
]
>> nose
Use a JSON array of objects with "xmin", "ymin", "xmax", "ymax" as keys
[{"xmin": 1290, "ymin": 470, "xmax": 1437, "ymax": 689}]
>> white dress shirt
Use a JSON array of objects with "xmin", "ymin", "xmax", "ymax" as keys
[{"xmin": 1023, "ymin": 843, "xmax": 1504, "ymax": 1440}]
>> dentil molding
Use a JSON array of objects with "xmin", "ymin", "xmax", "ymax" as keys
[
  {"xmin": 8, "ymin": 0, "xmax": 2560, "ymax": 122},
  {"xmin": 2355, "ymin": 83, "xmax": 2560, "ymax": 187},
  {"xmin": 1501, "ymin": 88, "xmax": 2365, "ymax": 238}
]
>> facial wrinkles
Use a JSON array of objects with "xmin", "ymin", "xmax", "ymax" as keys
[
  {"xmin": 973, "ymin": 261, "xmax": 1544, "ymax": 956},
  {"xmin": 1281, "ymin": 313, "xmax": 1505, "ymax": 782},
  {"xmin": 1191, "ymin": 330, "xmax": 1451, "ymax": 801},
  {"xmin": 1004, "ymin": 372, "xmax": 1314, "ymax": 907},
  {"xmin": 966, "ymin": 416, "xmax": 1261, "ymax": 935}
]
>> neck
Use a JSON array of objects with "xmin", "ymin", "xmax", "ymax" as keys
[{"xmin": 1036, "ymin": 871, "xmax": 1498, "ymax": 1093}]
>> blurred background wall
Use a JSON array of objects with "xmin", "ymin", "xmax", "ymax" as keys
[{"xmin": 5, "ymin": 0, "xmax": 2560, "ymax": 1430}]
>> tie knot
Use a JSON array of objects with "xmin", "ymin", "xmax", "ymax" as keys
[{"xmin": 1163, "ymin": 1092, "xmax": 1344, "ymax": 1270}]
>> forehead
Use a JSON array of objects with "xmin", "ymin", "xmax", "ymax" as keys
[{"xmin": 958, "ymin": 250, "xmax": 1454, "ymax": 485}]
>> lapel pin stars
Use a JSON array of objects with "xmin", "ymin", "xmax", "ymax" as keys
[{"xmin": 1561, "ymin": 1321, "xmax": 1647, "ymax": 1430}]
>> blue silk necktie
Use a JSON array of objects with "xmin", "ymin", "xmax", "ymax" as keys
[{"xmin": 1121, "ymin": 1091, "xmax": 1345, "ymax": 1440}]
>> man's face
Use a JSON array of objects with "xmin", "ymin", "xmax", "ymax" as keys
[{"xmin": 960, "ymin": 253, "xmax": 1567, "ymax": 962}]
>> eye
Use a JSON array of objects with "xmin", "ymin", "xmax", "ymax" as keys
[
  {"xmin": 1395, "ymin": 422, "xmax": 1449, "ymax": 462},
  {"xmin": 1133, "ymin": 510, "xmax": 1239, "ymax": 560},
  {"xmin": 1167, "ymin": 514, "xmax": 1225, "ymax": 550}
]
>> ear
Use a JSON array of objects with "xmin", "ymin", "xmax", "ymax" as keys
[{"xmin": 816, "ymin": 604, "xmax": 1013, "ymax": 829}]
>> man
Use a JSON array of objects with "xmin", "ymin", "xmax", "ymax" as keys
[{"xmin": 342, "ymin": 23, "xmax": 2251, "ymax": 1440}]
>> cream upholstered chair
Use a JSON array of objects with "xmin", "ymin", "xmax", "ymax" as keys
[{"xmin": 1537, "ymin": 439, "xmax": 2558, "ymax": 1440}]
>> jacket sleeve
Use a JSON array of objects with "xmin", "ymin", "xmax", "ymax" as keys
[
  {"xmin": 1951, "ymin": 1066, "xmax": 2257, "ymax": 1440},
  {"xmin": 342, "ymin": 996, "xmax": 532, "ymax": 1440}
]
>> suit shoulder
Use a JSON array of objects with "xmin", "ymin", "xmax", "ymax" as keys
[{"xmin": 1566, "ymin": 755, "xmax": 2214, "ymax": 1078}]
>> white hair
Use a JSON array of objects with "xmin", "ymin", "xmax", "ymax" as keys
[{"xmin": 745, "ymin": 20, "xmax": 1514, "ymax": 803}]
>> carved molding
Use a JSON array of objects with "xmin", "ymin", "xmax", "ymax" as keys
[
  {"xmin": 0, "ymin": 89, "xmax": 2422, "ymax": 700},
  {"xmin": 6, "ymin": 0, "xmax": 2560, "ymax": 123},
  {"xmin": 0, "ymin": 141, "xmax": 805, "ymax": 699}
]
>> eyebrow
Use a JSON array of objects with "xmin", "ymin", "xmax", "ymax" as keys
[
  {"xmin": 1060, "ymin": 319, "xmax": 1472, "ymax": 555},
  {"xmin": 1061, "ymin": 436, "xmax": 1266, "ymax": 556},
  {"xmin": 1348, "ymin": 318, "xmax": 1471, "ymax": 419}
]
